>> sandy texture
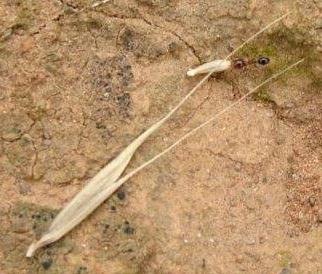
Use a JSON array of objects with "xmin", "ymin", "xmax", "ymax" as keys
[{"xmin": 0, "ymin": 0, "xmax": 321, "ymax": 273}]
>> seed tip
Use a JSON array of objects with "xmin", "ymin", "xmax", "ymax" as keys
[
  {"xmin": 187, "ymin": 69, "xmax": 195, "ymax": 77},
  {"xmin": 26, "ymin": 242, "xmax": 37, "ymax": 257}
]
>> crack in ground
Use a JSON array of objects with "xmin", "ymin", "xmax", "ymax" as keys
[
  {"xmin": 76, "ymin": 114, "xmax": 87, "ymax": 153},
  {"xmin": 205, "ymin": 148, "xmax": 260, "ymax": 171},
  {"xmin": 172, "ymin": 81, "xmax": 217, "ymax": 130},
  {"xmin": 57, "ymin": 0, "xmax": 79, "ymax": 10},
  {"xmin": 29, "ymin": 137, "xmax": 38, "ymax": 180},
  {"xmin": 106, "ymin": 7, "xmax": 204, "ymax": 62},
  {"xmin": 138, "ymin": 14, "xmax": 202, "ymax": 63}
]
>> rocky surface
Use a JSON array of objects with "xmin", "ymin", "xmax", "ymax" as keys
[{"xmin": 0, "ymin": 0, "xmax": 321, "ymax": 273}]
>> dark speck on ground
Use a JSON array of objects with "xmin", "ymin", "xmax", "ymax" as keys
[{"xmin": 41, "ymin": 258, "xmax": 53, "ymax": 270}]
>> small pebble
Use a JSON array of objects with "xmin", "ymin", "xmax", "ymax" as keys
[
  {"xmin": 285, "ymin": 102, "xmax": 295, "ymax": 108},
  {"xmin": 279, "ymin": 268, "xmax": 291, "ymax": 274},
  {"xmin": 259, "ymin": 235, "xmax": 266, "ymax": 244},
  {"xmin": 245, "ymin": 237, "xmax": 256, "ymax": 245},
  {"xmin": 102, "ymin": 224, "xmax": 110, "ymax": 233},
  {"xmin": 309, "ymin": 197, "xmax": 316, "ymax": 207},
  {"xmin": 234, "ymin": 162, "xmax": 242, "ymax": 171},
  {"xmin": 32, "ymin": 213, "xmax": 41, "ymax": 219},
  {"xmin": 123, "ymin": 223, "xmax": 134, "ymax": 235},
  {"xmin": 116, "ymin": 191, "xmax": 126, "ymax": 200},
  {"xmin": 317, "ymin": 209, "xmax": 322, "ymax": 222},
  {"xmin": 43, "ymin": 139, "xmax": 52, "ymax": 146},
  {"xmin": 43, "ymin": 132, "xmax": 51, "ymax": 139},
  {"xmin": 77, "ymin": 266, "xmax": 88, "ymax": 274},
  {"xmin": 235, "ymin": 255, "xmax": 243, "ymax": 264},
  {"xmin": 41, "ymin": 258, "xmax": 53, "ymax": 270},
  {"xmin": 266, "ymin": 110, "xmax": 274, "ymax": 118},
  {"xmin": 202, "ymin": 258, "xmax": 206, "ymax": 268}
]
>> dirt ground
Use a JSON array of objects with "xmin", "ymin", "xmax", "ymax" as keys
[{"xmin": 0, "ymin": 0, "xmax": 321, "ymax": 273}]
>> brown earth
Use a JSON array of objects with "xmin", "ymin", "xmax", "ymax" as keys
[{"xmin": 0, "ymin": 0, "xmax": 321, "ymax": 273}]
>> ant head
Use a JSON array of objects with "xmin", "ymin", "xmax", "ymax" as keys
[{"xmin": 257, "ymin": 56, "xmax": 270, "ymax": 66}]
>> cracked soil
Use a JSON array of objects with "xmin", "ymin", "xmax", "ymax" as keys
[{"xmin": 0, "ymin": 0, "xmax": 321, "ymax": 273}]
